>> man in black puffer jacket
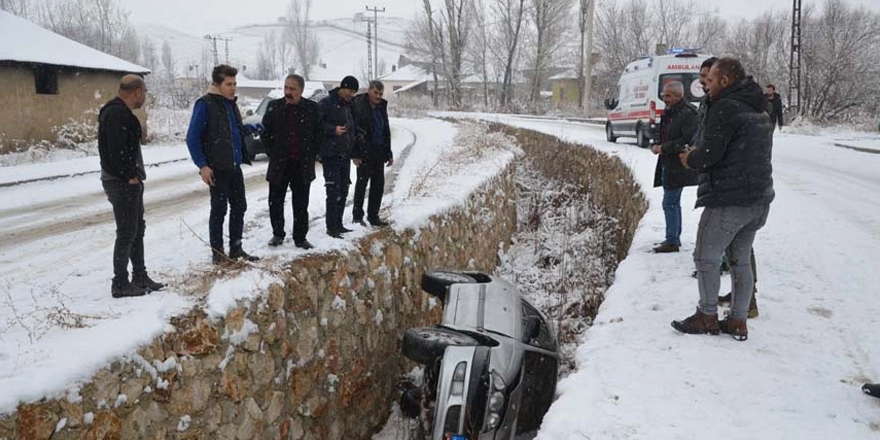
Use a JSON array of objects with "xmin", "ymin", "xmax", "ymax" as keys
[
  {"xmin": 671, "ymin": 58, "xmax": 774, "ymax": 342},
  {"xmin": 318, "ymin": 76, "xmax": 361, "ymax": 238}
]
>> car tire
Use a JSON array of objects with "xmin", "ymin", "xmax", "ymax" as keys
[
  {"xmin": 605, "ymin": 123, "xmax": 617, "ymax": 143},
  {"xmin": 421, "ymin": 271, "xmax": 477, "ymax": 298},
  {"xmin": 636, "ymin": 124, "xmax": 650, "ymax": 148},
  {"xmin": 402, "ymin": 327, "xmax": 478, "ymax": 365}
]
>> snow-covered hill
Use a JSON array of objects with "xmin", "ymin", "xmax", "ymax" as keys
[{"xmin": 136, "ymin": 16, "xmax": 413, "ymax": 85}]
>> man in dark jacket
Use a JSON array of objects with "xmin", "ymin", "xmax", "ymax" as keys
[
  {"xmin": 765, "ymin": 84, "xmax": 784, "ymax": 130},
  {"xmin": 351, "ymin": 80, "xmax": 393, "ymax": 227},
  {"xmin": 186, "ymin": 64, "xmax": 261, "ymax": 264},
  {"xmin": 672, "ymin": 58, "xmax": 774, "ymax": 341},
  {"xmin": 318, "ymin": 76, "xmax": 360, "ymax": 238},
  {"xmin": 262, "ymin": 74, "xmax": 323, "ymax": 249},
  {"xmin": 650, "ymin": 81, "xmax": 699, "ymax": 253},
  {"xmin": 98, "ymin": 74, "xmax": 164, "ymax": 298}
]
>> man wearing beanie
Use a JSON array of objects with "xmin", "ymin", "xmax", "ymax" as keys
[{"xmin": 318, "ymin": 76, "xmax": 360, "ymax": 238}]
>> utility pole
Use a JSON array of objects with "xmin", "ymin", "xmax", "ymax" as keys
[
  {"xmin": 204, "ymin": 34, "xmax": 232, "ymax": 66},
  {"xmin": 366, "ymin": 19, "xmax": 373, "ymax": 83},
  {"xmin": 581, "ymin": 0, "xmax": 595, "ymax": 115},
  {"xmin": 789, "ymin": 0, "xmax": 802, "ymax": 116},
  {"xmin": 366, "ymin": 5, "xmax": 385, "ymax": 78}
]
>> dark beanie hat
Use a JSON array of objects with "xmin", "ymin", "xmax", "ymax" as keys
[{"xmin": 340, "ymin": 75, "xmax": 359, "ymax": 91}]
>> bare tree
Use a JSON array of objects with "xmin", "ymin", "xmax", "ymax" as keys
[
  {"xmin": 27, "ymin": 0, "xmax": 140, "ymax": 63},
  {"xmin": 469, "ymin": 0, "xmax": 492, "ymax": 107},
  {"xmin": 140, "ymin": 36, "xmax": 158, "ymax": 71},
  {"xmin": 655, "ymin": 0, "xmax": 695, "ymax": 48},
  {"xmin": 440, "ymin": 0, "xmax": 475, "ymax": 109},
  {"xmin": 1, "ymin": 0, "xmax": 33, "ymax": 17},
  {"xmin": 286, "ymin": 0, "xmax": 320, "ymax": 79},
  {"xmin": 490, "ymin": 0, "xmax": 527, "ymax": 107},
  {"xmin": 799, "ymin": 0, "xmax": 880, "ymax": 120},
  {"xmin": 526, "ymin": 0, "xmax": 573, "ymax": 104},
  {"xmin": 254, "ymin": 31, "xmax": 279, "ymax": 80},
  {"xmin": 161, "ymin": 40, "xmax": 175, "ymax": 82}
]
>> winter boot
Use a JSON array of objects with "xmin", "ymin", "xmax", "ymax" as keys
[
  {"xmin": 653, "ymin": 243, "xmax": 680, "ymax": 253},
  {"xmin": 862, "ymin": 383, "xmax": 880, "ymax": 399},
  {"xmin": 132, "ymin": 271, "xmax": 165, "ymax": 291},
  {"xmin": 368, "ymin": 217, "xmax": 390, "ymax": 227},
  {"xmin": 748, "ymin": 292, "xmax": 759, "ymax": 319},
  {"xmin": 111, "ymin": 279, "xmax": 148, "ymax": 299},
  {"xmin": 268, "ymin": 236, "xmax": 284, "ymax": 247},
  {"xmin": 671, "ymin": 308, "xmax": 720, "ymax": 335},
  {"xmin": 718, "ymin": 317, "xmax": 748, "ymax": 341},
  {"xmin": 212, "ymin": 247, "xmax": 228, "ymax": 266},
  {"xmin": 229, "ymin": 245, "xmax": 260, "ymax": 262}
]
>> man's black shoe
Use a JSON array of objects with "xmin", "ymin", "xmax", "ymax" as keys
[
  {"xmin": 212, "ymin": 248, "xmax": 227, "ymax": 265},
  {"xmin": 229, "ymin": 246, "xmax": 260, "ymax": 262},
  {"xmin": 339, "ymin": 226, "xmax": 354, "ymax": 233},
  {"xmin": 353, "ymin": 218, "xmax": 367, "ymax": 226},
  {"xmin": 132, "ymin": 271, "xmax": 165, "ymax": 291},
  {"xmin": 295, "ymin": 240, "xmax": 315, "ymax": 249},
  {"xmin": 368, "ymin": 217, "xmax": 390, "ymax": 227},
  {"xmin": 653, "ymin": 243, "xmax": 680, "ymax": 253},
  {"xmin": 863, "ymin": 383, "xmax": 880, "ymax": 399},
  {"xmin": 111, "ymin": 280, "xmax": 148, "ymax": 298},
  {"xmin": 328, "ymin": 229, "xmax": 344, "ymax": 239},
  {"xmin": 268, "ymin": 236, "xmax": 284, "ymax": 247}
]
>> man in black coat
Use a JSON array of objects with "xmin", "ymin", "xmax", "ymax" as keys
[
  {"xmin": 650, "ymin": 81, "xmax": 699, "ymax": 253},
  {"xmin": 672, "ymin": 58, "xmax": 774, "ymax": 341},
  {"xmin": 318, "ymin": 76, "xmax": 360, "ymax": 238},
  {"xmin": 765, "ymin": 84, "xmax": 784, "ymax": 131},
  {"xmin": 98, "ymin": 75, "xmax": 164, "ymax": 298},
  {"xmin": 351, "ymin": 80, "xmax": 393, "ymax": 227},
  {"xmin": 262, "ymin": 74, "xmax": 323, "ymax": 249}
]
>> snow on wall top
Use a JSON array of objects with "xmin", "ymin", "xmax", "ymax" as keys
[{"xmin": 0, "ymin": 11, "xmax": 150, "ymax": 74}]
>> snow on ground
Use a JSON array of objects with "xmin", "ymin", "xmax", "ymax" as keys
[
  {"xmin": 0, "ymin": 117, "xmax": 515, "ymax": 416},
  {"xmin": 447, "ymin": 113, "xmax": 880, "ymax": 440}
]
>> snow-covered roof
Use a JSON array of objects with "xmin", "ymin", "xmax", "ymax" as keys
[
  {"xmin": 393, "ymin": 79, "xmax": 428, "ymax": 94},
  {"xmin": 379, "ymin": 64, "xmax": 432, "ymax": 83},
  {"xmin": 0, "ymin": 11, "xmax": 149, "ymax": 74},
  {"xmin": 236, "ymin": 75, "xmax": 282, "ymax": 89}
]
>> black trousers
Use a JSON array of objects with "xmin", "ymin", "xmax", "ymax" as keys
[
  {"xmin": 209, "ymin": 167, "xmax": 247, "ymax": 251},
  {"xmin": 268, "ymin": 161, "xmax": 311, "ymax": 242},
  {"xmin": 103, "ymin": 180, "xmax": 146, "ymax": 283},
  {"xmin": 352, "ymin": 160, "xmax": 386, "ymax": 221},
  {"xmin": 322, "ymin": 156, "xmax": 351, "ymax": 231}
]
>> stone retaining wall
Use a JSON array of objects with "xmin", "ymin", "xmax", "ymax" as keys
[{"xmin": 0, "ymin": 124, "xmax": 648, "ymax": 440}]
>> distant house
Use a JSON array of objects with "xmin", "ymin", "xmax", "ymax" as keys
[
  {"xmin": 548, "ymin": 68, "xmax": 599, "ymax": 108},
  {"xmin": 235, "ymin": 75, "xmax": 282, "ymax": 101},
  {"xmin": 0, "ymin": 11, "xmax": 150, "ymax": 153}
]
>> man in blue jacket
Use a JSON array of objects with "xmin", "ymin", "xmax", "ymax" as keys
[
  {"xmin": 186, "ymin": 65, "xmax": 261, "ymax": 264},
  {"xmin": 317, "ymin": 76, "xmax": 360, "ymax": 238}
]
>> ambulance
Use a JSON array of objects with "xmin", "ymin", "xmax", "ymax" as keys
[{"xmin": 604, "ymin": 51, "xmax": 711, "ymax": 148}]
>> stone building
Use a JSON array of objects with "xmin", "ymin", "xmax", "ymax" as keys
[{"xmin": 0, "ymin": 10, "xmax": 150, "ymax": 153}]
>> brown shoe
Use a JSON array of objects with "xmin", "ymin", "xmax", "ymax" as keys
[
  {"xmin": 653, "ymin": 243, "xmax": 680, "ymax": 253},
  {"xmin": 671, "ymin": 308, "xmax": 719, "ymax": 335},
  {"xmin": 719, "ymin": 317, "xmax": 748, "ymax": 341}
]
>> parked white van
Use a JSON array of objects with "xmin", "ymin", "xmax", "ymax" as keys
[{"xmin": 604, "ymin": 52, "xmax": 711, "ymax": 148}]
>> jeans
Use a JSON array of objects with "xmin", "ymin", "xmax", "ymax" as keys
[
  {"xmin": 662, "ymin": 186, "xmax": 683, "ymax": 246},
  {"xmin": 322, "ymin": 156, "xmax": 351, "ymax": 231},
  {"xmin": 103, "ymin": 180, "xmax": 146, "ymax": 284},
  {"xmin": 268, "ymin": 161, "xmax": 311, "ymax": 242},
  {"xmin": 209, "ymin": 167, "xmax": 247, "ymax": 251},
  {"xmin": 694, "ymin": 204, "xmax": 770, "ymax": 319},
  {"xmin": 352, "ymin": 159, "xmax": 386, "ymax": 221}
]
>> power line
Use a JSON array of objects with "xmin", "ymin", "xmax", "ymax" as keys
[
  {"xmin": 366, "ymin": 5, "xmax": 385, "ymax": 79},
  {"xmin": 204, "ymin": 34, "xmax": 232, "ymax": 66}
]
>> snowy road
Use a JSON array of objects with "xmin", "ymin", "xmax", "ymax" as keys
[{"xmin": 452, "ymin": 114, "xmax": 880, "ymax": 440}]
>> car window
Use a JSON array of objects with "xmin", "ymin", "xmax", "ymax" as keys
[
  {"xmin": 255, "ymin": 98, "xmax": 271, "ymax": 115},
  {"xmin": 659, "ymin": 73, "xmax": 705, "ymax": 103},
  {"xmin": 520, "ymin": 300, "xmax": 556, "ymax": 351}
]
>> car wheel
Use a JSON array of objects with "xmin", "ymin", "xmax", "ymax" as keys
[
  {"xmin": 421, "ymin": 271, "xmax": 477, "ymax": 298},
  {"xmin": 605, "ymin": 123, "xmax": 617, "ymax": 143},
  {"xmin": 402, "ymin": 327, "xmax": 478, "ymax": 365},
  {"xmin": 636, "ymin": 124, "xmax": 650, "ymax": 148}
]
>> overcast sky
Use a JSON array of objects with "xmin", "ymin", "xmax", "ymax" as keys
[{"xmin": 120, "ymin": 0, "xmax": 880, "ymax": 36}]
